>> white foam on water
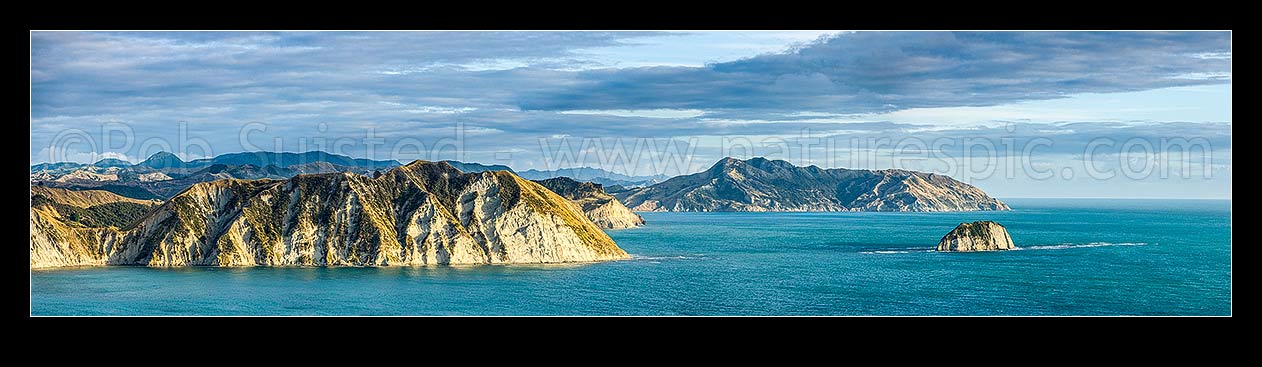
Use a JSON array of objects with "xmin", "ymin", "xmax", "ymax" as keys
[
  {"xmin": 859, "ymin": 249, "xmax": 936, "ymax": 254},
  {"xmin": 629, "ymin": 254, "xmax": 700, "ymax": 261},
  {"xmin": 1014, "ymin": 242, "xmax": 1149, "ymax": 251},
  {"xmin": 858, "ymin": 242, "xmax": 1149, "ymax": 254}
]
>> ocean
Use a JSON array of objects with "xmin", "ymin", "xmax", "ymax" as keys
[{"xmin": 29, "ymin": 198, "xmax": 1231, "ymax": 316}]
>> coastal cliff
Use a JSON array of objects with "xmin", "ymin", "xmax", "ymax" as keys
[
  {"xmin": 936, "ymin": 221, "xmax": 1015, "ymax": 252},
  {"xmin": 533, "ymin": 177, "xmax": 644, "ymax": 229},
  {"xmin": 30, "ymin": 161, "xmax": 628, "ymax": 268},
  {"xmin": 30, "ymin": 187, "xmax": 147, "ymax": 268}
]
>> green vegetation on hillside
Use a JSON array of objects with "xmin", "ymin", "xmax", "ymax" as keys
[
  {"xmin": 70, "ymin": 184, "xmax": 164, "ymax": 201},
  {"xmin": 31, "ymin": 194, "xmax": 156, "ymax": 228}
]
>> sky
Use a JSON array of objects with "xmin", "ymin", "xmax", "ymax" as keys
[{"xmin": 30, "ymin": 31, "xmax": 1231, "ymax": 198}]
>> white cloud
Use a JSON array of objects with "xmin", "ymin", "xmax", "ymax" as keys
[
  {"xmin": 402, "ymin": 106, "xmax": 478, "ymax": 114},
  {"xmin": 30, "ymin": 146, "xmax": 139, "ymax": 165},
  {"xmin": 559, "ymin": 109, "xmax": 706, "ymax": 119},
  {"xmin": 97, "ymin": 151, "xmax": 136, "ymax": 163},
  {"xmin": 1191, "ymin": 52, "xmax": 1232, "ymax": 60},
  {"xmin": 1169, "ymin": 72, "xmax": 1232, "ymax": 81},
  {"xmin": 376, "ymin": 59, "xmax": 535, "ymax": 75}
]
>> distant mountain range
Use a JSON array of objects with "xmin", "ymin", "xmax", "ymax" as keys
[
  {"xmin": 91, "ymin": 158, "xmax": 132, "ymax": 168},
  {"xmin": 35, "ymin": 152, "xmax": 663, "ymax": 189},
  {"xmin": 517, "ymin": 167, "xmax": 669, "ymax": 188},
  {"xmin": 615, "ymin": 157, "xmax": 1009, "ymax": 212},
  {"xmin": 436, "ymin": 162, "xmax": 667, "ymax": 188},
  {"xmin": 31, "ymin": 161, "xmax": 92, "ymax": 172},
  {"xmin": 135, "ymin": 151, "xmax": 400, "ymax": 171},
  {"xmin": 441, "ymin": 161, "xmax": 515, "ymax": 174},
  {"xmin": 31, "ymin": 151, "xmax": 401, "ymax": 199},
  {"xmin": 33, "ymin": 151, "xmax": 400, "ymax": 174},
  {"xmin": 31, "ymin": 152, "xmax": 1009, "ymax": 214}
]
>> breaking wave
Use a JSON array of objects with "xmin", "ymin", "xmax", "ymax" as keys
[
  {"xmin": 1014, "ymin": 242, "xmax": 1149, "ymax": 251},
  {"xmin": 629, "ymin": 254, "xmax": 702, "ymax": 261},
  {"xmin": 859, "ymin": 248, "xmax": 936, "ymax": 254},
  {"xmin": 858, "ymin": 242, "xmax": 1149, "ymax": 254}
]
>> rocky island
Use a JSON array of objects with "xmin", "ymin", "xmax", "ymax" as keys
[
  {"xmin": 936, "ymin": 221, "xmax": 1015, "ymax": 252},
  {"xmin": 616, "ymin": 157, "xmax": 1010, "ymax": 212},
  {"xmin": 30, "ymin": 161, "xmax": 629, "ymax": 268}
]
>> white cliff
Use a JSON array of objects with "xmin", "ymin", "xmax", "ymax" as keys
[
  {"xmin": 30, "ymin": 161, "xmax": 629, "ymax": 268},
  {"xmin": 533, "ymin": 177, "xmax": 645, "ymax": 229}
]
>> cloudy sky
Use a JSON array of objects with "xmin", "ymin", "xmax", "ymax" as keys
[{"xmin": 30, "ymin": 31, "xmax": 1231, "ymax": 198}]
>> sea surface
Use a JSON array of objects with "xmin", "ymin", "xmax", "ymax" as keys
[{"xmin": 30, "ymin": 198, "xmax": 1231, "ymax": 316}]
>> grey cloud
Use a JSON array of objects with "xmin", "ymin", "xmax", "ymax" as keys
[
  {"xmin": 517, "ymin": 32, "xmax": 1231, "ymax": 114},
  {"xmin": 810, "ymin": 121, "xmax": 1232, "ymax": 157},
  {"xmin": 30, "ymin": 29, "xmax": 1232, "ymax": 191},
  {"xmin": 30, "ymin": 32, "xmax": 651, "ymax": 117}
]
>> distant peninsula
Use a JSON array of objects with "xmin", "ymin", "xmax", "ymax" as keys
[{"xmin": 615, "ymin": 157, "xmax": 1009, "ymax": 212}]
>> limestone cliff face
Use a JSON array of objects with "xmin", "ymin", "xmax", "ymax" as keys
[
  {"xmin": 30, "ymin": 187, "xmax": 150, "ymax": 268},
  {"xmin": 533, "ymin": 177, "xmax": 644, "ymax": 229},
  {"xmin": 30, "ymin": 161, "xmax": 628, "ymax": 268},
  {"xmin": 936, "ymin": 221, "xmax": 1015, "ymax": 252},
  {"xmin": 30, "ymin": 205, "xmax": 121, "ymax": 268},
  {"xmin": 617, "ymin": 157, "xmax": 1009, "ymax": 212}
]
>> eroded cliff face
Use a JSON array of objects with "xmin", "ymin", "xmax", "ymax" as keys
[
  {"xmin": 617, "ymin": 157, "xmax": 1010, "ymax": 212},
  {"xmin": 30, "ymin": 161, "xmax": 628, "ymax": 268},
  {"xmin": 533, "ymin": 177, "xmax": 644, "ymax": 229},
  {"xmin": 30, "ymin": 205, "xmax": 121, "ymax": 268},
  {"xmin": 30, "ymin": 187, "xmax": 150, "ymax": 268},
  {"xmin": 936, "ymin": 221, "xmax": 1015, "ymax": 252}
]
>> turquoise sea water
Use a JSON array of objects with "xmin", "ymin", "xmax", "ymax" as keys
[{"xmin": 30, "ymin": 198, "xmax": 1231, "ymax": 316}]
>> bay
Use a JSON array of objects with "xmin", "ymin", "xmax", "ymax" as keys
[{"xmin": 30, "ymin": 198, "xmax": 1231, "ymax": 316}]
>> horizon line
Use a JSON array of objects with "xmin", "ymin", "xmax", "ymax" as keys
[
  {"xmin": 28, "ymin": 151, "xmax": 1234, "ymax": 200},
  {"xmin": 999, "ymin": 196, "xmax": 1230, "ymax": 201}
]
